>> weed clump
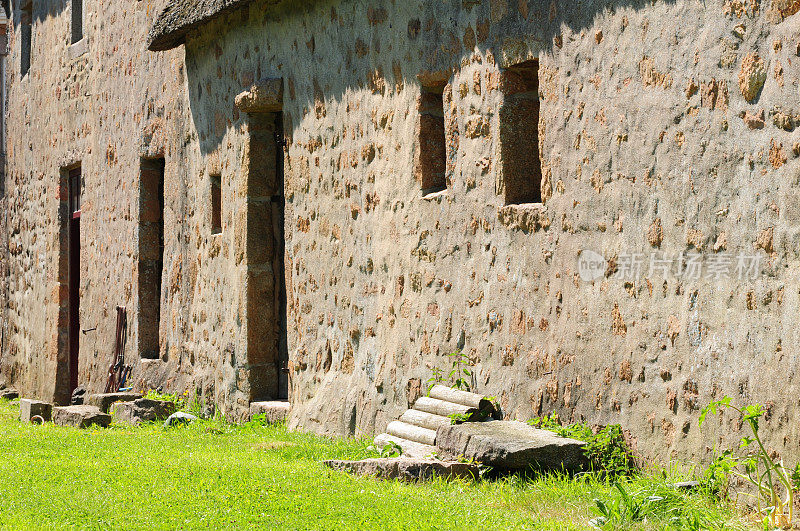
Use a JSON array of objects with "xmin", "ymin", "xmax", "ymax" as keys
[
  {"xmin": 700, "ymin": 396, "xmax": 800, "ymax": 529},
  {"xmin": 529, "ymin": 414, "xmax": 637, "ymax": 480}
]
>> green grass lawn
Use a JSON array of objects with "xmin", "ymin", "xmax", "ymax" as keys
[{"xmin": 0, "ymin": 399, "xmax": 754, "ymax": 530}]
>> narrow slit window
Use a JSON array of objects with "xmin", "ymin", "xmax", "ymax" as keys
[
  {"xmin": 138, "ymin": 158, "xmax": 165, "ymax": 360},
  {"xmin": 20, "ymin": 0, "xmax": 32, "ymax": 76},
  {"xmin": 211, "ymin": 175, "xmax": 222, "ymax": 234},
  {"xmin": 71, "ymin": 0, "xmax": 82, "ymax": 43},
  {"xmin": 499, "ymin": 60, "xmax": 541, "ymax": 205},
  {"xmin": 416, "ymin": 87, "xmax": 446, "ymax": 194}
]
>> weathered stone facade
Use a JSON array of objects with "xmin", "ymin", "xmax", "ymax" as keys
[
  {"xmin": 1, "ymin": 0, "xmax": 188, "ymax": 403},
  {"xmin": 4, "ymin": 0, "xmax": 800, "ymax": 464}
]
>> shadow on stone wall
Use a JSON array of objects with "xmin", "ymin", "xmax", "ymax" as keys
[{"xmin": 184, "ymin": 0, "xmax": 680, "ymax": 157}]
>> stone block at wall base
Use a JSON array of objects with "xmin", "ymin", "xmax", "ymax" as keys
[
  {"xmin": 249, "ymin": 401, "xmax": 290, "ymax": 423},
  {"xmin": 435, "ymin": 420, "xmax": 588, "ymax": 472},
  {"xmin": 323, "ymin": 458, "xmax": 479, "ymax": 481},
  {"xmin": 86, "ymin": 393, "xmax": 143, "ymax": 413},
  {"xmin": 0, "ymin": 389, "xmax": 19, "ymax": 400},
  {"xmin": 19, "ymin": 399, "xmax": 52, "ymax": 422},
  {"xmin": 53, "ymin": 405, "xmax": 112, "ymax": 428},
  {"xmin": 111, "ymin": 398, "xmax": 177, "ymax": 425}
]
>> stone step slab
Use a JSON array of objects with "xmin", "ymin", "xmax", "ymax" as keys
[
  {"xmin": 164, "ymin": 411, "xmax": 199, "ymax": 427},
  {"xmin": 374, "ymin": 433, "xmax": 436, "ymax": 459},
  {"xmin": 412, "ymin": 396, "xmax": 474, "ymax": 418},
  {"xmin": 111, "ymin": 398, "xmax": 177, "ymax": 425},
  {"xmin": 428, "ymin": 385, "xmax": 493, "ymax": 411},
  {"xmin": 86, "ymin": 393, "xmax": 143, "ymax": 413},
  {"xmin": 53, "ymin": 405, "xmax": 112, "ymax": 429},
  {"xmin": 248, "ymin": 401, "xmax": 290, "ymax": 423},
  {"xmin": 399, "ymin": 409, "xmax": 451, "ymax": 431},
  {"xmin": 386, "ymin": 420, "xmax": 437, "ymax": 446},
  {"xmin": 435, "ymin": 420, "xmax": 588, "ymax": 471},
  {"xmin": 375, "ymin": 386, "xmax": 501, "ymax": 461},
  {"xmin": 19, "ymin": 399, "xmax": 52, "ymax": 423},
  {"xmin": 323, "ymin": 458, "xmax": 479, "ymax": 481},
  {"xmin": 0, "ymin": 388, "xmax": 19, "ymax": 400}
]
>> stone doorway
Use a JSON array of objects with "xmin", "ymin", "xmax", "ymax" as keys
[
  {"xmin": 244, "ymin": 108, "xmax": 289, "ymax": 402},
  {"xmin": 68, "ymin": 167, "xmax": 81, "ymax": 397}
]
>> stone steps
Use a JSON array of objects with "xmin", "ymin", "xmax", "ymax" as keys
[
  {"xmin": 412, "ymin": 396, "xmax": 473, "ymax": 417},
  {"xmin": 399, "ymin": 409, "xmax": 450, "ymax": 430},
  {"xmin": 249, "ymin": 400, "xmax": 290, "ymax": 424},
  {"xmin": 386, "ymin": 420, "xmax": 436, "ymax": 446},
  {"xmin": 374, "ymin": 433, "xmax": 436, "ymax": 459},
  {"xmin": 374, "ymin": 385, "xmax": 497, "ymax": 458}
]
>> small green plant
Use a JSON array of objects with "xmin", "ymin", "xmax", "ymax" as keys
[
  {"xmin": 530, "ymin": 414, "xmax": 637, "ymax": 479},
  {"xmin": 426, "ymin": 367, "xmax": 445, "ymax": 394},
  {"xmin": 590, "ymin": 482, "xmax": 714, "ymax": 530},
  {"xmin": 379, "ymin": 441, "xmax": 403, "ymax": 458},
  {"xmin": 698, "ymin": 449, "xmax": 735, "ymax": 498},
  {"xmin": 590, "ymin": 483, "xmax": 649, "ymax": 527},
  {"xmin": 448, "ymin": 409, "xmax": 491, "ymax": 425},
  {"xmin": 448, "ymin": 350, "xmax": 473, "ymax": 391},
  {"xmin": 448, "ymin": 412, "xmax": 471, "ymax": 424},
  {"xmin": 426, "ymin": 350, "xmax": 474, "ymax": 394},
  {"xmin": 144, "ymin": 390, "xmax": 186, "ymax": 410},
  {"xmin": 244, "ymin": 413, "xmax": 269, "ymax": 428},
  {"xmin": 700, "ymin": 396, "xmax": 799, "ymax": 529}
]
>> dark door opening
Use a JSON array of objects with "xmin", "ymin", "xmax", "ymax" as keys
[
  {"xmin": 246, "ymin": 110, "xmax": 288, "ymax": 402},
  {"xmin": 68, "ymin": 168, "xmax": 81, "ymax": 395},
  {"xmin": 273, "ymin": 112, "xmax": 288, "ymax": 400},
  {"xmin": 138, "ymin": 158, "xmax": 165, "ymax": 359}
]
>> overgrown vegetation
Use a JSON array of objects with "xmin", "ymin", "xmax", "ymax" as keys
[
  {"xmin": 0, "ymin": 398, "xmax": 755, "ymax": 529},
  {"xmin": 526, "ymin": 413, "xmax": 766, "ymax": 529},
  {"xmin": 529, "ymin": 414, "xmax": 637, "ymax": 479},
  {"xmin": 588, "ymin": 480, "xmax": 729, "ymax": 530},
  {"xmin": 700, "ymin": 397, "xmax": 800, "ymax": 529},
  {"xmin": 144, "ymin": 389, "xmax": 208, "ymax": 417}
]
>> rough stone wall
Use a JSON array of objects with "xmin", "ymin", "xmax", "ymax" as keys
[
  {"xmin": 4, "ymin": 0, "xmax": 800, "ymax": 466},
  {"xmin": 1, "ymin": 0, "xmax": 191, "ymax": 403},
  {"xmin": 180, "ymin": 0, "xmax": 800, "ymax": 463}
]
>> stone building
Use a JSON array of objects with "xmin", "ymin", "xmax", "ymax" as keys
[{"xmin": 3, "ymin": 0, "xmax": 800, "ymax": 463}]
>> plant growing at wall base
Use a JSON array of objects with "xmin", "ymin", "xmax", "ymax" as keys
[
  {"xmin": 700, "ymin": 396, "xmax": 800, "ymax": 529},
  {"xmin": 447, "ymin": 350, "xmax": 473, "ymax": 391},
  {"xmin": 448, "ymin": 409, "xmax": 491, "ymax": 425},
  {"xmin": 145, "ymin": 390, "xmax": 186, "ymax": 410},
  {"xmin": 426, "ymin": 367, "xmax": 445, "ymax": 394},
  {"xmin": 426, "ymin": 350, "xmax": 474, "ymax": 393},
  {"xmin": 530, "ymin": 414, "xmax": 637, "ymax": 479},
  {"xmin": 698, "ymin": 449, "xmax": 735, "ymax": 498},
  {"xmin": 590, "ymin": 481, "xmax": 717, "ymax": 530}
]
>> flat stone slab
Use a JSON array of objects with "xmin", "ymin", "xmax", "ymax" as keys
[
  {"xmin": 19, "ymin": 399, "xmax": 52, "ymax": 423},
  {"xmin": 0, "ymin": 388, "xmax": 19, "ymax": 400},
  {"xmin": 323, "ymin": 458, "xmax": 479, "ymax": 481},
  {"xmin": 53, "ymin": 405, "xmax": 112, "ymax": 428},
  {"xmin": 374, "ymin": 433, "xmax": 436, "ymax": 459},
  {"xmin": 111, "ymin": 398, "xmax": 176, "ymax": 425},
  {"xmin": 436, "ymin": 420, "xmax": 588, "ymax": 471},
  {"xmin": 164, "ymin": 411, "xmax": 198, "ymax": 427},
  {"xmin": 86, "ymin": 393, "xmax": 143, "ymax": 413},
  {"xmin": 249, "ymin": 401, "xmax": 290, "ymax": 423}
]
